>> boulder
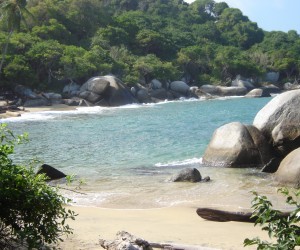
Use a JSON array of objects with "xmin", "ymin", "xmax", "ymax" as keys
[
  {"xmin": 283, "ymin": 82, "xmax": 300, "ymax": 91},
  {"xmin": 245, "ymin": 88, "xmax": 271, "ymax": 98},
  {"xmin": 43, "ymin": 92, "xmax": 63, "ymax": 104},
  {"xmin": 102, "ymin": 76, "xmax": 137, "ymax": 106},
  {"xmin": 137, "ymin": 89, "xmax": 151, "ymax": 103},
  {"xmin": 81, "ymin": 77, "xmax": 110, "ymax": 95},
  {"xmin": 253, "ymin": 89, "xmax": 300, "ymax": 156},
  {"xmin": 202, "ymin": 122, "xmax": 272, "ymax": 168},
  {"xmin": 170, "ymin": 168, "xmax": 202, "ymax": 182},
  {"xmin": 275, "ymin": 147, "xmax": 300, "ymax": 188},
  {"xmin": 149, "ymin": 88, "xmax": 167, "ymax": 100},
  {"xmin": 150, "ymin": 79, "xmax": 162, "ymax": 89},
  {"xmin": 261, "ymin": 84, "xmax": 281, "ymax": 95},
  {"xmin": 36, "ymin": 164, "xmax": 67, "ymax": 181},
  {"xmin": 99, "ymin": 231, "xmax": 152, "ymax": 250},
  {"xmin": 170, "ymin": 81, "xmax": 190, "ymax": 96},
  {"xmin": 79, "ymin": 90, "xmax": 102, "ymax": 103}
]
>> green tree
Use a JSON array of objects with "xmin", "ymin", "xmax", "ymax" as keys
[
  {"xmin": 0, "ymin": 0, "xmax": 32, "ymax": 75},
  {"xmin": 0, "ymin": 124, "xmax": 76, "ymax": 249}
]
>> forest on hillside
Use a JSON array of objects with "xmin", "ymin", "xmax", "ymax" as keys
[{"xmin": 0, "ymin": 0, "xmax": 299, "ymax": 91}]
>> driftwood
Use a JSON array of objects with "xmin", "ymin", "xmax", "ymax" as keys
[{"xmin": 196, "ymin": 208, "xmax": 290, "ymax": 223}]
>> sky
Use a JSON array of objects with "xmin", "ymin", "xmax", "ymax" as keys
[{"xmin": 185, "ymin": 0, "xmax": 300, "ymax": 34}]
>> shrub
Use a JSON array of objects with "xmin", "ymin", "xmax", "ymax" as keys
[
  {"xmin": 0, "ymin": 124, "xmax": 76, "ymax": 249},
  {"xmin": 244, "ymin": 188, "xmax": 300, "ymax": 249}
]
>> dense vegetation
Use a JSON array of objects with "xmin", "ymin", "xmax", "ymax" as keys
[
  {"xmin": 0, "ymin": 0, "xmax": 299, "ymax": 91},
  {"xmin": 0, "ymin": 124, "xmax": 76, "ymax": 249}
]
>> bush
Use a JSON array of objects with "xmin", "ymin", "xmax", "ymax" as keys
[
  {"xmin": 0, "ymin": 124, "xmax": 76, "ymax": 249},
  {"xmin": 244, "ymin": 188, "xmax": 300, "ymax": 249}
]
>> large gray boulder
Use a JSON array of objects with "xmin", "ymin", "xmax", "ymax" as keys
[
  {"xmin": 275, "ymin": 147, "xmax": 300, "ymax": 188},
  {"xmin": 81, "ymin": 77, "xmax": 110, "ymax": 95},
  {"xmin": 202, "ymin": 122, "xmax": 272, "ymax": 168},
  {"xmin": 170, "ymin": 81, "xmax": 190, "ymax": 96},
  {"xmin": 102, "ymin": 76, "xmax": 137, "ymax": 106},
  {"xmin": 137, "ymin": 89, "xmax": 151, "ymax": 103},
  {"xmin": 150, "ymin": 79, "xmax": 162, "ymax": 90},
  {"xmin": 149, "ymin": 88, "xmax": 168, "ymax": 100},
  {"xmin": 253, "ymin": 89, "xmax": 300, "ymax": 156},
  {"xmin": 170, "ymin": 168, "xmax": 202, "ymax": 182}
]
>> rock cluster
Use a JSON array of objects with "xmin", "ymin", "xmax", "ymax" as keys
[{"xmin": 202, "ymin": 89, "xmax": 300, "ymax": 187}]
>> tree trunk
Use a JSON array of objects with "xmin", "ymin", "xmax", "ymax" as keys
[{"xmin": 0, "ymin": 30, "xmax": 13, "ymax": 76}]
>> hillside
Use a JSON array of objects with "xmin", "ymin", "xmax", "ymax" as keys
[{"xmin": 0, "ymin": 0, "xmax": 299, "ymax": 91}]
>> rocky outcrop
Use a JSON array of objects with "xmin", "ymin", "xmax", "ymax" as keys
[
  {"xmin": 170, "ymin": 168, "xmax": 202, "ymax": 182},
  {"xmin": 99, "ymin": 231, "xmax": 152, "ymax": 250},
  {"xmin": 275, "ymin": 147, "xmax": 300, "ymax": 188},
  {"xmin": 283, "ymin": 82, "xmax": 300, "ymax": 91},
  {"xmin": 253, "ymin": 89, "xmax": 300, "ymax": 156},
  {"xmin": 200, "ymin": 85, "xmax": 248, "ymax": 96},
  {"xmin": 245, "ymin": 88, "xmax": 271, "ymax": 98},
  {"xmin": 78, "ymin": 76, "xmax": 137, "ymax": 107},
  {"xmin": 202, "ymin": 122, "xmax": 272, "ymax": 168}
]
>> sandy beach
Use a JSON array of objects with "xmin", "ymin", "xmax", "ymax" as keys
[
  {"xmin": 56, "ymin": 205, "xmax": 269, "ymax": 250},
  {"xmin": 2, "ymin": 104, "xmax": 270, "ymax": 249}
]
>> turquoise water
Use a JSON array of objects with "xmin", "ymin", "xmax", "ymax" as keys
[{"xmin": 3, "ymin": 97, "xmax": 286, "ymax": 209}]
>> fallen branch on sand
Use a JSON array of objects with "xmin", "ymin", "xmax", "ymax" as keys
[{"xmin": 196, "ymin": 208, "xmax": 290, "ymax": 223}]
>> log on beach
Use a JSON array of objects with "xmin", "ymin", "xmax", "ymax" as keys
[{"xmin": 196, "ymin": 208, "xmax": 290, "ymax": 223}]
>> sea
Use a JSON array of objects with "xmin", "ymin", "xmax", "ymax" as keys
[{"xmin": 2, "ymin": 96, "xmax": 289, "ymax": 210}]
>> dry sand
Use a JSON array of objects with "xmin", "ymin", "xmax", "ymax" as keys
[{"xmin": 57, "ymin": 206, "xmax": 269, "ymax": 250}]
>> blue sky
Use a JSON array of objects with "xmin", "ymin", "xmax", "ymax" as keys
[{"xmin": 185, "ymin": 0, "xmax": 300, "ymax": 34}]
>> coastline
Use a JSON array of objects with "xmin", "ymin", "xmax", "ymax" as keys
[
  {"xmin": 57, "ymin": 205, "xmax": 269, "ymax": 250},
  {"xmin": 0, "ymin": 104, "xmax": 77, "ymax": 119}
]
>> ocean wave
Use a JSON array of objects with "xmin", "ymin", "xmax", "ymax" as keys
[{"xmin": 154, "ymin": 157, "xmax": 202, "ymax": 168}]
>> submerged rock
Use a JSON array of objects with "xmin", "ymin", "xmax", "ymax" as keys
[{"xmin": 36, "ymin": 164, "xmax": 67, "ymax": 181}]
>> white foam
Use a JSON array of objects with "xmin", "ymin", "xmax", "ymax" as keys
[{"xmin": 155, "ymin": 157, "xmax": 202, "ymax": 167}]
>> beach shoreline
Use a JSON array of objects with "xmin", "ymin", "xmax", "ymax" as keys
[{"xmin": 56, "ymin": 205, "xmax": 269, "ymax": 250}]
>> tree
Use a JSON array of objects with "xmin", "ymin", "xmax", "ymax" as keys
[
  {"xmin": 0, "ymin": 0, "xmax": 32, "ymax": 75},
  {"xmin": 0, "ymin": 124, "xmax": 76, "ymax": 249}
]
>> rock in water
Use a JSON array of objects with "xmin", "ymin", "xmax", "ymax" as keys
[
  {"xmin": 36, "ymin": 164, "xmax": 67, "ymax": 181},
  {"xmin": 202, "ymin": 122, "xmax": 273, "ymax": 168},
  {"xmin": 275, "ymin": 147, "xmax": 300, "ymax": 188},
  {"xmin": 99, "ymin": 231, "xmax": 152, "ymax": 250},
  {"xmin": 253, "ymin": 89, "xmax": 300, "ymax": 156},
  {"xmin": 170, "ymin": 168, "xmax": 202, "ymax": 182}
]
